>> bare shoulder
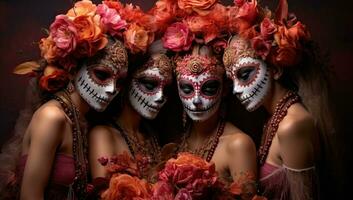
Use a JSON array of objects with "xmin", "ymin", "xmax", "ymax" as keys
[
  {"xmin": 32, "ymin": 100, "xmax": 67, "ymax": 123},
  {"xmin": 27, "ymin": 100, "xmax": 67, "ymax": 147},
  {"xmin": 222, "ymin": 122, "xmax": 255, "ymax": 154},
  {"xmin": 277, "ymin": 103, "xmax": 316, "ymax": 141},
  {"xmin": 89, "ymin": 125, "xmax": 116, "ymax": 141}
]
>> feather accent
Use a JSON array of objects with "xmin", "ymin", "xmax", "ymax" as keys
[{"xmin": 13, "ymin": 61, "xmax": 40, "ymax": 75}]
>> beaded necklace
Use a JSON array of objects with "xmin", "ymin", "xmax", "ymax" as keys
[
  {"xmin": 53, "ymin": 91, "xmax": 88, "ymax": 199},
  {"xmin": 179, "ymin": 118, "xmax": 225, "ymax": 162},
  {"xmin": 257, "ymin": 91, "xmax": 300, "ymax": 166},
  {"xmin": 111, "ymin": 122, "xmax": 161, "ymax": 170}
]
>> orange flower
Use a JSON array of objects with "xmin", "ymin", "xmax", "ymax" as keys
[
  {"xmin": 124, "ymin": 23, "xmax": 154, "ymax": 54},
  {"xmin": 178, "ymin": 0, "xmax": 218, "ymax": 15},
  {"xmin": 101, "ymin": 174, "xmax": 152, "ymax": 200},
  {"xmin": 73, "ymin": 15, "xmax": 107, "ymax": 56},
  {"xmin": 39, "ymin": 65, "xmax": 69, "ymax": 92},
  {"xmin": 67, "ymin": 0, "xmax": 97, "ymax": 20},
  {"xmin": 172, "ymin": 152, "xmax": 212, "ymax": 170},
  {"xmin": 39, "ymin": 36, "xmax": 59, "ymax": 63}
]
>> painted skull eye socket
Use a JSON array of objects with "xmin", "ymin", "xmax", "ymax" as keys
[
  {"xmin": 236, "ymin": 66, "xmax": 257, "ymax": 82},
  {"xmin": 201, "ymin": 80, "xmax": 220, "ymax": 96},
  {"xmin": 88, "ymin": 66, "xmax": 114, "ymax": 85},
  {"xmin": 138, "ymin": 77, "xmax": 159, "ymax": 92},
  {"xmin": 179, "ymin": 82, "xmax": 194, "ymax": 95}
]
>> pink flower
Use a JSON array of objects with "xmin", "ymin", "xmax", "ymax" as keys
[
  {"xmin": 96, "ymin": 3, "xmax": 127, "ymax": 36},
  {"xmin": 162, "ymin": 22, "xmax": 194, "ymax": 52},
  {"xmin": 236, "ymin": 0, "xmax": 258, "ymax": 23},
  {"xmin": 175, "ymin": 188, "xmax": 192, "ymax": 200},
  {"xmin": 157, "ymin": 153, "xmax": 219, "ymax": 198},
  {"xmin": 260, "ymin": 17, "xmax": 277, "ymax": 40},
  {"xmin": 50, "ymin": 14, "xmax": 78, "ymax": 57},
  {"xmin": 251, "ymin": 36, "xmax": 271, "ymax": 60},
  {"xmin": 152, "ymin": 181, "xmax": 174, "ymax": 199}
]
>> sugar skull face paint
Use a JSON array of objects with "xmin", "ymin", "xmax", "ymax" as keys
[
  {"xmin": 177, "ymin": 72, "xmax": 223, "ymax": 122},
  {"xmin": 227, "ymin": 57, "xmax": 271, "ymax": 111},
  {"xmin": 129, "ymin": 67, "xmax": 171, "ymax": 120},
  {"xmin": 75, "ymin": 63, "xmax": 127, "ymax": 112},
  {"xmin": 75, "ymin": 40, "xmax": 128, "ymax": 112}
]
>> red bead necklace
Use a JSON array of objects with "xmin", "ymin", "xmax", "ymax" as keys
[{"xmin": 257, "ymin": 91, "xmax": 300, "ymax": 166}]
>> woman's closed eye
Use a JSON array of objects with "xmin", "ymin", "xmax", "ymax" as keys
[
  {"xmin": 138, "ymin": 78, "xmax": 159, "ymax": 91},
  {"xmin": 201, "ymin": 80, "xmax": 220, "ymax": 96},
  {"xmin": 236, "ymin": 66, "xmax": 256, "ymax": 81},
  {"xmin": 179, "ymin": 83, "xmax": 194, "ymax": 95}
]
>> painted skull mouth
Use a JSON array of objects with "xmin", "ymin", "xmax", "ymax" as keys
[
  {"xmin": 237, "ymin": 72, "xmax": 269, "ymax": 103},
  {"xmin": 131, "ymin": 88, "xmax": 162, "ymax": 113},
  {"xmin": 78, "ymin": 76, "xmax": 111, "ymax": 104},
  {"xmin": 184, "ymin": 99, "xmax": 219, "ymax": 113}
]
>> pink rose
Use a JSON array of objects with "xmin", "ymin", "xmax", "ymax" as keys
[
  {"xmin": 162, "ymin": 22, "xmax": 194, "ymax": 52},
  {"xmin": 236, "ymin": 0, "xmax": 258, "ymax": 23},
  {"xmin": 152, "ymin": 181, "xmax": 174, "ymax": 199},
  {"xmin": 50, "ymin": 14, "xmax": 78, "ymax": 57},
  {"xmin": 260, "ymin": 17, "xmax": 277, "ymax": 40},
  {"xmin": 175, "ymin": 188, "xmax": 192, "ymax": 200},
  {"xmin": 96, "ymin": 3, "xmax": 127, "ymax": 36},
  {"xmin": 251, "ymin": 36, "xmax": 271, "ymax": 60}
]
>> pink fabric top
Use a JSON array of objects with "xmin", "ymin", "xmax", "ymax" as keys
[
  {"xmin": 259, "ymin": 162, "xmax": 317, "ymax": 200},
  {"xmin": 17, "ymin": 153, "xmax": 75, "ymax": 200},
  {"xmin": 259, "ymin": 162, "xmax": 290, "ymax": 200},
  {"xmin": 19, "ymin": 153, "xmax": 75, "ymax": 186}
]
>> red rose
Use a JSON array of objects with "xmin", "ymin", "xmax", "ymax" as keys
[
  {"xmin": 260, "ymin": 17, "xmax": 277, "ymax": 40},
  {"xmin": 39, "ymin": 65, "xmax": 69, "ymax": 92},
  {"xmin": 251, "ymin": 36, "xmax": 271, "ymax": 60}
]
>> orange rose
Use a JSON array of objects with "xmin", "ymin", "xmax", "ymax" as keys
[
  {"xmin": 101, "ymin": 174, "xmax": 152, "ymax": 200},
  {"xmin": 178, "ymin": 0, "xmax": 218, "ymax": 15},
  {"xmin": 73, "ymin": 15, "xmax": 107, "ymax": 56},
  {"xmin": 39, "ymin": 36, "xmax": 59, "ymax": 63},
  {"xmin": 287, "ymin": 22, "xmax": 311, "ymax": 43},
  {"xmin": 39, "ymin": 65, "xmax": 69, "ymax": 92},
  {"xmin": 67, "ymin": 0, "xmax": 97, "ymax": 20},
  {"xmin": 124, "ymin": 23, "xmax": 154, "ymax": 54},
  {"xmin": 172, "ymin": 152, "xmax": 212, "ymax": 170}
]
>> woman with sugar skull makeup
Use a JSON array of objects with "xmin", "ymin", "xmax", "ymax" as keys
[
  {"xmin": 175, "ymin": 44, "xmax": 258, "ymax": 200},
  {"xmin": 0, "ymin": 1, "xmax": 130, "ymax": 199},
  {"xmin": 88, "ymin": 40, "xmax": 174, "ymax": 194},
  {"xmin": 223, "ymin": 0, "xmax": 334, "ymax": 199}
]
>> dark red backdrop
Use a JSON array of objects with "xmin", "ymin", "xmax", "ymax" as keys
[{"xmin": 1, "ymin": 0, "xmax": 352, "ymax": 198}]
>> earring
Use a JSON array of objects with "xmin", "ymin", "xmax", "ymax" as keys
[{"xmin": 66, "ymin": 81, "xmax": 75, "ymax": 94}]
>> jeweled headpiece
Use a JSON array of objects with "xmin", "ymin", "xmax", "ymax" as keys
[
  {"xmin": 175, "ymin": 45, "xmax": 224, "ymax": 77},
  {"xmin": 223, "ymin": 36, "xmax": 257, "ymax": 69}
]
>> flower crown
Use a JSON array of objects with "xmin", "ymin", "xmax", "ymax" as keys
[
  {"xmin": 151, "ymin": 0, "xmax": 230, "ymax": 53},
  {"xmin": 14, "ymin": 0, "xmax": 158, "ymax": 92},
  {"xmin": 225, "ymin": 0, "xmax": 311, "ymax": 68}
]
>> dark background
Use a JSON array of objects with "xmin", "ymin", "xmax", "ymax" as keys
[{"xmin": 1, "ymin": 0, "xmax": 352, "ymax": 198}]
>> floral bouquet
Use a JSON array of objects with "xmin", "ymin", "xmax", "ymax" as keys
[
  {"xmin": 97, "ymin": 152, "xmax": 154, "ymax": 200},
  {"xmin": 152, "ymin": 152, "xmax": 226, "ymax": 200}
]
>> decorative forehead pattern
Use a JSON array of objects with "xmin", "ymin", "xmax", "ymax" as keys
[
  {"xmin": 175, "ymin": 55, "xmax": 224, "ymax": 77},
  {"xmin": 135, "ymin": 54, "xmax": 173, "ymax": 80},
  {"xmin": 86, "ymin": 40, "xmax": 128, "ymax": 72},
  {"xmin": 223, "ymin": 36, "xmax": 257, "ymax": 70}
]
